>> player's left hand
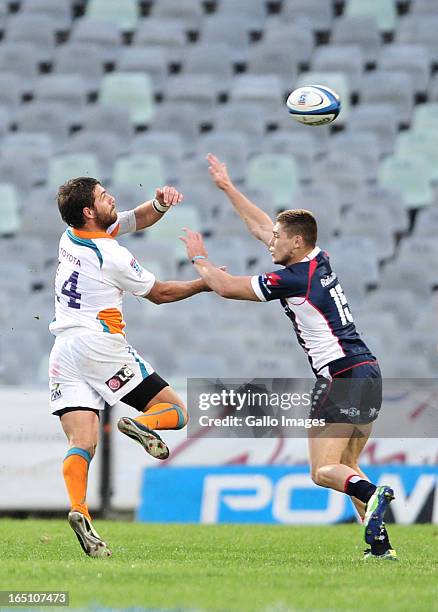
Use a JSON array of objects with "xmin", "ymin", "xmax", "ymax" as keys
[
  {"xmin": 179, "ymin": 228, "xmax": 209, "ymax": 261},
  {"xmin": 155, "ymin": 186, "xmax": 183, "ymax": 207}
]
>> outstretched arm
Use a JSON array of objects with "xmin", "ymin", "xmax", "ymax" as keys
[
  {"xmin": 134, "ymin": 186, "xmax": 183, "ymax": 230},
  {"xmin": 179, "ymin": 229, "xmax": 260, "ymax": 301},
  {"xmin": 145, "ymin": 277, "xmax": 210, "ymax": 304},
  {"xmin": 207, "ymin": 153, "xmax": 273, "ymax": 246}
]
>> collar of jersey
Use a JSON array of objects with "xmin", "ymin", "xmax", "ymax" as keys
[
  {"xmin": 299, "ymin": 246, "xmax": 320, "ymax": 262},
  {"xmin": 72, "ymin": 228, "xmax": 114, "ymax": 239}
]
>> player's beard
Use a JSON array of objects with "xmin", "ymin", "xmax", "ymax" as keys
[{"xmin": 95, "ymin": 206, "xmax": 118, "ymax": 230}]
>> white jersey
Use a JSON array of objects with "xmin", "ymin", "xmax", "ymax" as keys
[{"xmin": 49, "ymin": 211, "xmax": 156, "ymax": 337}]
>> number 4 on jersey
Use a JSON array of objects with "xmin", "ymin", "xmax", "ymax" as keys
[
  {"xmin": 330, "ymin": 283, "xmax": 353, "ymax": 325},
  {"xmin": 61, "ymin": 271, "xmax": 81, "ymax": 309}
]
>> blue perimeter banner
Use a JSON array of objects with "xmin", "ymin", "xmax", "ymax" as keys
[{"xmin": 137, "ymin": 465, "xmax": 438, "ymax": 524}]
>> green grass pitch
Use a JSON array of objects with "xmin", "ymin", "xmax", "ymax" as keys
[{"xmin": 1, "ymin": 520, "xmax": 437, "ymax": 611}]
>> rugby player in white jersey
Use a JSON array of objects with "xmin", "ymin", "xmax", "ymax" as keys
[
  {"xmin": 180, "ymin": 155, "xmax": 397, "ymax": 561},
  {"xmin": 50, "ymin": 177, "xmax": 212, "ymax": 558}
]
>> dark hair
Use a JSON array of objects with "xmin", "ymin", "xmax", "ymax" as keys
[
  {"xmin": 276, "ymin": 209, "xmax": 317, "ymax": 247},
  {"xmin": 57, "ymin": 177, "xmax": 100, "ymax": 228}
]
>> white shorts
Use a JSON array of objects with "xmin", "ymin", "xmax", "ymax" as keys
[{"xmin": 49, "ymin": 332, "xmax": 155, "ymax": 414}]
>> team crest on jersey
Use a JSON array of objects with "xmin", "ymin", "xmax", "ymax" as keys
[
  {"xmin": 265, "ymin": 272, "xmax": 281, "ymax": 286},
  {"xmin": 130, "ymin": 258, "xmax": 142, "ymax": 276},
  {"xmin": 105, "ymin": 365, "xmax": 135, "ymax": 392}
]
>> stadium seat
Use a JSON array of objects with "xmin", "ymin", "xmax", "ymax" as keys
[
  {"xmin": 0, "ymin": 184, "xmax": 20, "ymax": 236},
  {"xmin": 380, "ymin": 258, "xmax": 435, "ymax": 298},
  {"xmin": 291, "ymin": 185, "xmax": 342, "ymax": 243},
  {"xmin": 327, "ymin": 236, "xmax": 380, "ymax": 286},
  {"xmin": 396, "ymin": 15, "xmax": 438, "ymax": 64},
  {"xmin": 344, "ymin": 0, "xmax": 397, "ymax": 33},
  {"xmin": 53, "ymin": 43, "xmax": 106, "ymax": 94},
  {"xmin": 5, "ymin": 14, "xmax": 57, "ymax": 63},
  {"xmin": 48, "ymin": 153, "xmax": 101, "ymax": 188},
  {"xmin": 411, "ymin": 102, "xmax": 438, "ymax": 133},
  {"xmin": 21, "ymin": 187, "xmax": 71, "ymax": 240},
  {"xmin": 246, "ymin": 42, "xmax": 299, "ymax": 93},
  {"xmin": 296, "ymin": 72, "xmax": 350, "ymax": 123},
  {"xmin": 311, "ymin": 45, "xmax": 364, "ymax": 93},
  {"xmin": 117, "ymin": 47, "xmax": 167, "ymax": 95},
  {"xmin": 164, "ymin": 75, "xmax": 218, "ymax": 125},
  {"xmin": 2, "ymin": 132, "xmax": 55, "ymax": 184},
  {"xmin": 0, "ymin": 150, "xmax": 45, "ymax": 194},
  {"xmin": 0, "ymin": 42, "xmax": 39, "ymax": 85},
  {"xmin": 231, "ymin": 75, "xmax": 283, "ymax": 116},
  {"xmin": 70, "ymin": 18, "xmax": 122, "ymax": 64},
  {"xmin": 147, "ymin": 205, "xmax": 201, "ymax": 258},
  {"xmin": 82, "ymin": 104, "xmax": 134, "ymax": 150},
  {"xmin": 378, "ymin": 44, "xmax": 431, "ymax": 94},
  {"xmin": 15, "ymin": 102, "xmax": 71, "ymax": 149},
  {"xmin": 86, "ymin": 0, "xmax": 139, "ymax": 31},
  {"xmin": 196, "ymin": 132, "xmax": 249, "ymax": 183},
  {"xmin": 204, "ymin": 236, "xmax": 248, "ymax": 275},
  {"xmin": 410, "ymin": 0, "xmax": 438, "ymax": 14},
  {"xmin": 413, "ymin": 205, "xmax": 438, "ymax": 236},
  {"xmin": 113, "ymin": 154, "xmax": 166, "ymax": 195},
  {"xmin": 149, "ymin": 102, "xmax": 199, "ymax": 147},
  {"xmin": 397, "ymin": 235, "xmax": 438, "ymax": 269},
  {"xmin": 199, "ymin": 16, "xmax": 250, "ymax": 63},
  {"xmin": 133, "ymin": 19, "xmax": 186, "ymax": 65},
  {"xmin": 19, "ymin": 0, "xmax": 71, "ymax": 31},
  {"xmin": 282, "ymin": 0, "xmax": 334, "ymax": 33},
  {"xmin": 64, "ymin": 131, "xmax": 120, "ymax": 183},
  {"xmin": 342, "ymin": 208, "xmax": 395, "ymax": 260},
  {"xmin": 212, "ymin": 103, "xmax": 267, "ymax": 155},
  {"xmin": 331, "ymin": 16, "xmax": 381, "ymax": 65},
  {"xmin": 182, "ymin": 43, "xmax": 234, "ymax": 94},
  {"xmin": 347, "ymin": 103, "xmax": 398, "ymax": 156},
  {"xmin": 263, "ymin": 19, "xmax": 315, "ymax": 66},
  {"xmin": 355, "ymin": 311, "xmax": 399, "ymax": 349},
  {"xmin": 378, "ymin": 155, "xmax": 433, "ymax": 209},
  {"xmin": 364, "ymin": 289, "xmax": 417, "ymax": 328},
  {"xmin": 358, "ymin": 70, "xmax": 414, "ymax": 126},
  {"xmin": 331, "ymin": 131, "xmax": 381, "ymax": 182},
  {"xmin": 246, "ymin": 154, "xmax": 300, "ymax": 207},
  {"xmin": 314, "ymin": 153, "xmax": 367, "ymax": 208},
  {"xmin": 359, "ymin": 186, "xmax": 409, "ymax": 233},
  {"xmin": 264, "ymin": 131, "xmax": 318, "ymax": 184},
  {"xmin": 99, "ymin": 73, "xmax": 155, "ymax": 126},
  {"xmin": 0, "ymin": 73, "xmax": 27, "ymax": 118},
  {"xmin": 130, "ymin": 131, "xmax": 184, "ymax": 184},
  {"xmin": 34, "ymin": 75, "xmax": 88, "ymax": 123},
  {"xmin": 215, "ymin": 0, "xmax": 267, "ymax": 30},
  {"xmin": 396, "ymin": 131, "xmax": 438, "ymax": 183},
  {"xmin": 149, "ymin": 0, "xmax": 204, "ymax": 31}
]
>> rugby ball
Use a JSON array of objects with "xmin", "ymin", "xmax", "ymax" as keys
[{"xmin": 286, "ymin": 85, "xmax": 341, "ymax": 126}]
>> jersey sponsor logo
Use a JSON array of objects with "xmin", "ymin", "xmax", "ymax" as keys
[
  {"xmin": 105, "ymin": 365, "xmax": 135, "ymax": 392},
  {"xmin": 340, "ymin": 406, "xmax": 360, "ymax": 418},
  {"xmin": 130, "ymin": 258, "xmax": 142, "ymax": 276},
  {"xmin": 320, "ymin": 272, "xmax": 336, "ymax": 287},
  {"xmin": 50, "ymin": 383, "xmax": 62, "ymax": 402},
  {"xmin": 59, "ymin": 247, "xmax": 81, "ymax": 267}
]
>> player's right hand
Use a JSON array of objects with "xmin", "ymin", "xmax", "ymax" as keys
[{"xmin": 207, "ymin": 153, "xmax": 233, "ymax": 192}]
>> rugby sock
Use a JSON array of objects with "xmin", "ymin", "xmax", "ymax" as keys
[
  {"xmin": 63, "ymin": 448, "xmax": 92, "ymax": 521},
  {"xmin": 344, "ymin": 474, "xmax": 377, "ymax": 504},
  {"xmin": 135, "ymin": 403, "xmax": 187, "ymax": 430}
]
